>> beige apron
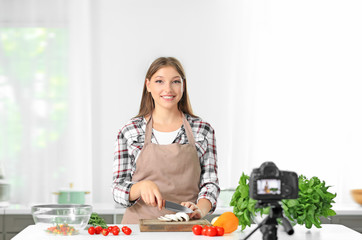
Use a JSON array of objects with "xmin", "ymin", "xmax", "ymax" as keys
[{"xmin": 121, "ymin": 113, "xmax": 201, "ymax": 224}]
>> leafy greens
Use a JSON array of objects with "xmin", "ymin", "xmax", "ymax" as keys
[
  {"xmin": 88, "ymin": 212, "xmax": 108, "ymax": 229},
  {"xmin": 230, "ymin": 173, "xmax": 336, "ymax": 230}
]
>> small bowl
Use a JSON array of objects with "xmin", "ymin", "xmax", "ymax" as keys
[
  {"xmin": 31, "ymin": 204, "xmax": 92, "ymax": 235},
  {"xmin": 351, "ymin": 189, "xmax": 362, "ymax": 205}
]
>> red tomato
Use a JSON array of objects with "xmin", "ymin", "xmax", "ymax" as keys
[
  {"xmin": 108, "ymin": 226, "xmax": 113, "ymax": 231},
  {"xmin": 202, "ymin": 226, "xmax": 209, "ymax": 236},
  {"xmin": 95, "ymin": 226, "xmax": 103, "ymax": 234},
  {"xmin": 192, "ymin": 225, "xmax": 202, "ymax": 235},
  {"xmin": 207, "ymin": 226, "xmax": 217, "ymax": 237},
  {"xmin": 216, "ymin": 226, "xmax": 225, "ymax": 236},
  {"xmin": 87, "ymin": 226, "xmax": 95, "ymax": 235},
  {"xmin": 101, "ymin": 229, "xmax": 109, "ymax": 236},
  {"xmin": 112, "ymin": 228, "xmax": 120, "ymax": 235},
  {"xmin": 122, "ymin": 226, "xmax": 132, "ymax": 235}
]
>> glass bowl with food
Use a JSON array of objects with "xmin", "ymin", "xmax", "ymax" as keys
[{"xmin": 31, "ymin": 204, "xmax": 92, "ymax": 235}]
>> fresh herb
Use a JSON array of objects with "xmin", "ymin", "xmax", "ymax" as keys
[
  {"xmin": 282, "ymin": 175, "xmax": 337, "ymax": 229},
  {"xmin": 88, "ymin": 212, "xmax": 108, "ymax": 229},
  {"xmin": 229, "ymin": 173, "xmax": 269, "ymax": 230},
  {"xmin": 230, "ymin": 173, "xmax": 337, "ymax": 230}
]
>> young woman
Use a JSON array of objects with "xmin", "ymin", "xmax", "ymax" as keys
[{"xmin": 112, "ymin": 57, "xmax": 220, "ymax": 224}]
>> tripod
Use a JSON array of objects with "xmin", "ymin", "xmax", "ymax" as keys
[{"xmin": 243, "ymin": 201, "xmax": 294, "ymax": 240}]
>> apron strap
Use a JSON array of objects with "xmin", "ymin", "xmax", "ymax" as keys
[
  {"xmin": 182, "ymin": 113, "xmax": 195, "ymax": 146},
  {"xmin": 144, "ymin": 113, "xmax": 195, "ymax": 146},
  {"xmin": 145, "ymin": 116, "xmax": 153, "ymax": 145}
]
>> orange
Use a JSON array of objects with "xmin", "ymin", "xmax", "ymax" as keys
[{"xmin": 212, "ymin": 212, "xmax": 239, "ymax": 233}]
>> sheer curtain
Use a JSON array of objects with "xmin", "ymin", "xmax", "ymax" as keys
[{"xmin": 0, "ymin": 0, "xmax": 92, "ymax": 205}]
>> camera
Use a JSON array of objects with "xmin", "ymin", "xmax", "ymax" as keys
[{"xmin": 249, "ymin": 161, "xmax": 298, "ymax": 201}]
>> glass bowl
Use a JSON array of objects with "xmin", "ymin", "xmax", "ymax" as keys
[{"xmin": 31, "ymin": 204, "xmax": 92, "ymax": 235}]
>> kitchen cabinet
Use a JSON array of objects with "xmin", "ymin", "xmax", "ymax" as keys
[
  {"xmin": 3, "ymin": 214, "xmax": 34, "ymax": 240},
  {"xmin": 98, "ymin": 214, "xmax": 114, "ymax": 224},
  {"xmin": 331, "ymin": 215, "xmax": 362, "ymax": 233},
  {"xmin": 0, "ymin": 217, "xmax": 2, "ymax": 239}
]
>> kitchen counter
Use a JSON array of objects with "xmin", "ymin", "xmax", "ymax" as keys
[
  {"xmin": 0, "ymin": 203, "xmax": 124, "ymax": 215},
  {"xmin": 215, "ymin": 202, "xmax": 362, "ymax": 215},
  {"xmin": 12, "ymin": 224, "xmax": 362, "ymax": 240},
  {"xmin": 2, "ymin": 202, "xmax": 362, "ymax": 215}
]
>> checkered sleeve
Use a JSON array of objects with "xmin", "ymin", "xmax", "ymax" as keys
[
  {"xmin": 112, "ymin": 123, "xmax": 138, "ymax": 208},
  {"xmin": 194, "ymin": 120, "xmax": 220, "ymax": 214}
]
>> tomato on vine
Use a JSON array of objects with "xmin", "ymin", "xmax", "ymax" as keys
[
  {"xmin": 87, "ymin": 226, "xmax": 95, "ymax": 235},
  {"xmin": 192, "ymin": 225, "xmax": 202, "ymax": 235}
]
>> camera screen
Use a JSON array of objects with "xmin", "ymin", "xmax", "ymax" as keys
[{"xmin": 257, "ymin": 179, "xmax": 281, "ymax": 195}]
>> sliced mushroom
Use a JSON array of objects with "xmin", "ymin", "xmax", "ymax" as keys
[
  {"xmin": 165, "ymin": 214, "xmax": 180, "ymax": 221},
  {"xmin": 157, "ymin": 216, "xmax": 171, "ymax": 221},
  {"xmin": 176, "ymin": 212, "xmax": 190, "ymax": 221},
  {"xmin": 158, "ymin": 212, "xmax": 190, "ymax": 222}
]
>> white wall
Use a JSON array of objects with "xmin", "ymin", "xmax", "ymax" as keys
[
  {"xmin": 91, "ymin": 0, "xmax": 362, "ymax": 205},
  {"xmin": 240, "ymin": 0, "xmax": 362, "ymax": 204}
]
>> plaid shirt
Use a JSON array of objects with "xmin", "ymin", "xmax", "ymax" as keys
[{"xmin": 112, "ymin": 113, "xmax": 220, "ymax": 214}]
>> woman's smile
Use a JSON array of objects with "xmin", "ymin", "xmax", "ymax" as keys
[{"xmin": 161, "ymin": 95, "xmax": 176, "ymax": 101}]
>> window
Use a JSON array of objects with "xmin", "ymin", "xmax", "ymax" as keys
[{"xmin": 0, "ymin": 0, "xmax": 92, "ymax": 204}]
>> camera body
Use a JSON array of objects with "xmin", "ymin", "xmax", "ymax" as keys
[{"xmin": 249, "ymin": 162, "xmax": 298, "ymax": 201}]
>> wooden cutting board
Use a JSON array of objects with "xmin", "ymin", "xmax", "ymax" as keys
[{"xmin": 139, "ymin": 219, "xmax": 210, "ymax": 232}]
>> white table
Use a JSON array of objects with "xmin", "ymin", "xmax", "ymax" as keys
[{"xmin": 12, "ymin": 224, "xmax": 362, "ymax": 240}]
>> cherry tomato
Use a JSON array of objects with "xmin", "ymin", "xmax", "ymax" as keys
[
  {"xmin": 87, "ymin": 226, "xmax": 95, "ymax": 235},
  {"xmin": 108, "ymin": 226, "xmax": 113, "ymax": 231},
  {"xmin": 111, "ymin": 226, "xmax": 120, "ymax": 235},
  {"xmin": 95, "ymin": 226, "xmax": 103, "ymax": 234},
  {"xmin": 112, "ymin": 228, "xmax": 120, "ymax": 235},
  {"xmin": 101, "ymin": 229, "xmax": 109, "ymax": 236},
  {"xmin": 122, "ymin": 226, "xmax": 132, "ymax": 235},
  {"xmin": 192, "ymin": 225, "xmax": 202, "ymax": 235},
  {"xmin": 202, "ymin": 226, "xmax": 209, "ymax": 236},
  {"xmin": 216, "ymin": 226, "xmax": 225, "ymax": 236},
  {"xmin": 207, "ymin": 226, "xmax": 217, "ymax": 237}
]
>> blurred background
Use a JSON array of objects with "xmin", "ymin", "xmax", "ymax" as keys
[{"xmin": 0, "ymin": 0, "xmax": 361, "ymax": 207}]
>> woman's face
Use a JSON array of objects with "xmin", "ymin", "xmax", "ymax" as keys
[{"xmin": 146, "ymin": 66, "xmax": 184, "ymax": 111}]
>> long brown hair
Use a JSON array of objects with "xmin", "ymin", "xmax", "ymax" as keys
[{"xmin": 135, "ymin": 57, "xmax": 196, "ymax": 118}]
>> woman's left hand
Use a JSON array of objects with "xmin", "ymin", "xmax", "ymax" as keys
[{"xmin": 180, "ymin": 202, "xmax": 205, "ymax": 219}]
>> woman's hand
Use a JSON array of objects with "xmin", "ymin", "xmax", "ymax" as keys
[
  {"xmin": 180, "ymin": 201, "xmax": 206, "ymax": 220},
  {"xmin": 130, "ymin": 180, "xmax": 164, "ymax": 210}
]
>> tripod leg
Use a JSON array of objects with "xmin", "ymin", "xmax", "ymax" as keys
[
  {"xmin": 242, "ymin": 223, "xmax": 262, "ymax": 240},
  {"xmin": 260, "ymin": 224, "xmax": 278, "ymax": 240},
  {"xmin": 242, "ymin": 217, "xmax": 268, "ymax": 240}
]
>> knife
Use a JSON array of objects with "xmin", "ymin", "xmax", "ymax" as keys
[{"xmin": 164, "ymin": 200, "xmax": 193, "ymax": 214}]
